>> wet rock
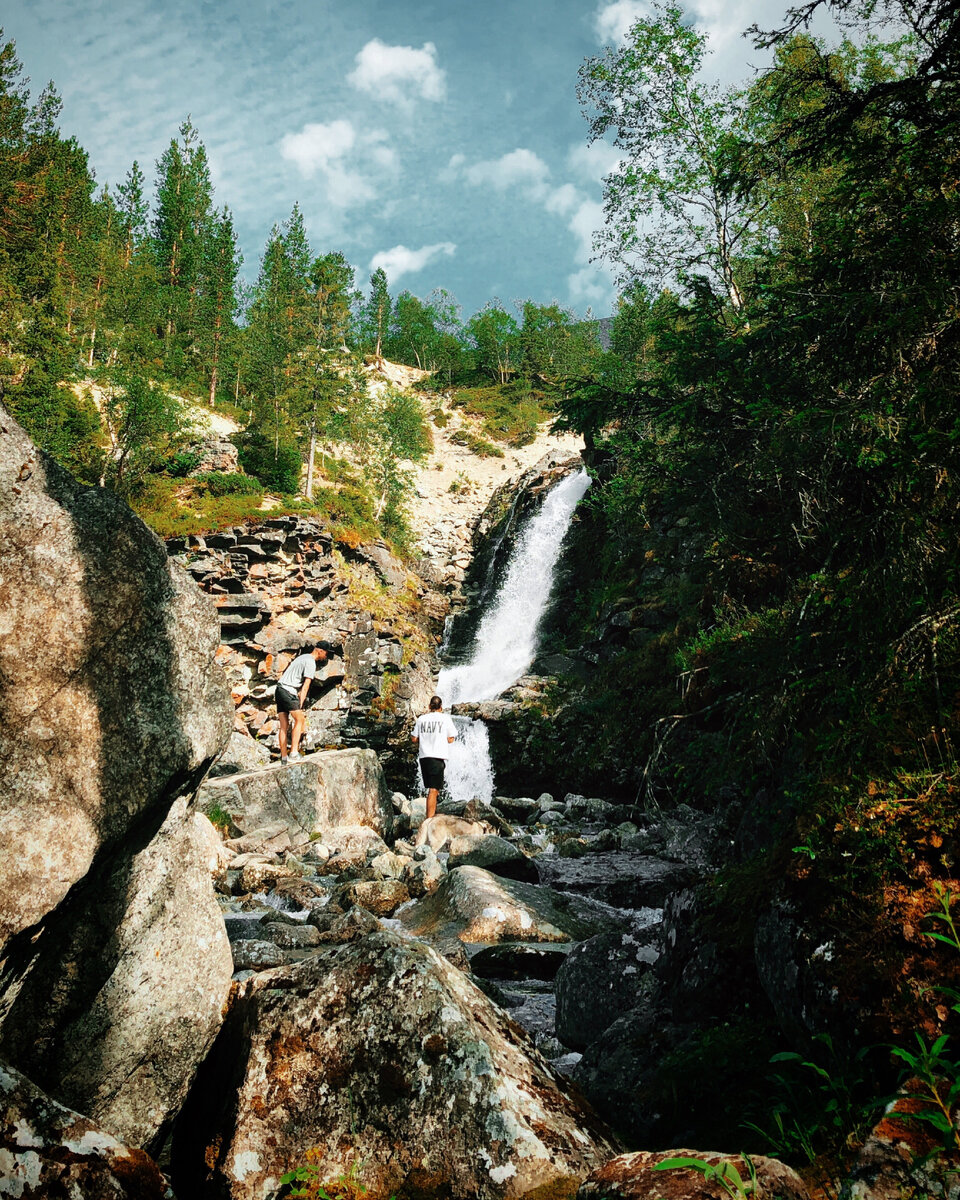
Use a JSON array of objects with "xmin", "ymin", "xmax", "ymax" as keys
[
  {"xmin": 0, "ymin": 1061, "xmax": 171, "ymax": 1199},
  {"xmin": 555, "ymin": 930, "xmax": 661, "ymax": 1051},
  {"xmin": 338, "ymin": 879, "xmax": 411, "ymax": 916},
  {"xmin": 261, "ymin": 921, "xmax": 323, "ymax": 949},
  {"xmin": 403, "ymin": 851, "xmax": 447, "ymax": 897},
  {"xmin": 447, "ymin": 833, "xmax": 539, "ymax": 883},
  {"xmin": 399, "ymin": 865, "xmax": 634, "ymax": 947},
  {"xmin": 224, "ymin": 821, "xmax": 293, "ymax": 857},
  {"xmin": 0, "ymin": 404, "xmax": 232, "ymax": 956},
  {"xmin": 493, "ymin": 795, "xmax": 541, "ymax": 821},
  {"xmin": 577, "ymin": 1149, "xmax": 809, "ymax": 1200},
  {"xmin": 0, "ymin": 799, "xmax": 233, "ymax": 1153},
  {"xmin": 754, "ymin": 897, "xmax": 839, "ymax": 1044},
  {"xmin": 173, "ymin": 930, "xmax": 616, "ymax": 1200},
  {"xmin": 197, "ymin": 747, "xmax": 394, "ymax": 846},
  {"xmin": 232, "ymin": 938, "xmax": 285, "ymax": 971},
  {"xmin": 565, "ymin": 795, "xmax": 617, "ymax": 822},
  {"xmin": 537, "ymin": 850, "xmax": 694, "ymax": 909},
  {"xmin": 324, "ymin": 825, "xmax": 391, "ymax": 873},
  {"xmin": 370, "ymin": 850, "xmax": 411, "ymax": 880},
  {"xmin": 468, "ymin": 941, "xmax": 574, "ymax": 981}
]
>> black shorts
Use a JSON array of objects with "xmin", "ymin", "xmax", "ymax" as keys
[
  {"xmin": 276, "ymin": 685, "xmax": 301, "ymax": 714},
  {"xmin": 419, "ymin": 757, "xmax": 446, "ymax": 790}
]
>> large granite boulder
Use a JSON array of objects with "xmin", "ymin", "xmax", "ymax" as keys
[
  {"xmin": 577, "ymin": 1149, "xmax": 809, "ymax": 1200},
  {"xmin": 399, "ymin": 865, "xmax": 633, "ymax": 946},
  {"xmin": 197, "ymin": 747, "xmax": 393, "ymax": 845},
  {"xmin": 0, "ymin": 798, "xmax": 233, "ymax": 1153},
  {"xmin": 555, "ymin": 929, "xmax": 661, "ymax": 1051},
  {"xmin": 173, "ymin": 930, "xmax": 617, "ymax": 1200},
  {"xmin": 0, "ymin": 404, "xmax": 232, "ymax": 956},
  {"xmin": 0, "ymin": 1060, "xmax": 171, "ymax": 1199}
]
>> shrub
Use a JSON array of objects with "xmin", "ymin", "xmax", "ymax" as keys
[
  {"xmin": 194, "ymin": 471, "xmax": 263, "ymax": 497},
  {"xmin": 234, "ymin": 431, "xmax": 302, "ymax": 493},
  {"xmin": 166, "ymin": 449, "xmax": 202, "ymax": 478}
]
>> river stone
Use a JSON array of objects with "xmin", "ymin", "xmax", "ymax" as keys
[
  {"xmin": 537, "ymin": 850, "xmax": 694, "ymax": 908},
  {"xmin": 338, "ymin": 879, "xmax": 411, "ymax": 916},
  {"xmin": 577, "ymin": 1150, "xmax": 809, "ymax": 1200},
  {"xmin": 468, "ymin": 941, "xmax": 574, "ymax": 981},
  {"xmin": 0, "ymin": 798, "xmax": 233, "ymax": 1153},
  {"xmin": 172, "ymin": 930, "xmax": 616, "ymax": 1200},
  {"xmin": 399, "ymin": 865, "xmax": 633, "ymax": 946},
  {"xmin": 232, "ymin": 939, "xmax": 286, "ymax": 970},
  {"xmin": 197, "ymin": 748, "xmax": 394, "ymax": 845},
  {"xmin": 447, "ymin": 834, "xmax": 539, "ymax": 883},
  {"xmin": 0, "ymin": 404, "xmax": 232, "ymax": 957},
  {"xmin": 261, "ymin": 921, "xmax": 323, "ymax": 949},
  {"xmin": 555, "ymin": 930, "xmax": 662, "ymax": 1051},
  {"xmin": 0, "ymin": 1060, "xmax": 171, "ymax": 1199}
]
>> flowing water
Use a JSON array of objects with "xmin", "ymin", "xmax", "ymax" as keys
[{"xmin": 434, "ymin": 469, "xmax": 591, "ymax": 804}]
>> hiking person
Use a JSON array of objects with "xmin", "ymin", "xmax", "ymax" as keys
[
  {"xmin": 411, "ymin": 694, "xmax": 457, "ymax": 818},
  {"xmin": 276, "ymin": 642, "xmax": 334, "ymax": 764}
]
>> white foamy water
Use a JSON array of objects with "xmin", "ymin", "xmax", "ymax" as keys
[
  {"xmin": 435, "ymin": 468, "xmax": 590, "ymax": 804},
  {"xmin": 439, "ymin": 469, "xmax": 591, "ymax": 706}
]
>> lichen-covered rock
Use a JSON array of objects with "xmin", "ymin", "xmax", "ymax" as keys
[
  {"xmin": 231, "ymin": 938, "xmax": 286, "ymax": 970},
  {"xmin": 0, "ymin": 403, "xmax": 231, "ymax": 956},
  {"xmin": 842, "ymin": 1077, "xmax": 960, "ymax": 1200},
  {"xmin": 172, "ymin": 930, "xmax": 617, "ymax": 1200},
  {"xmin": 210, "ymin": 730, "xmax": 271, "ymax": 777},
  {"xmin": 399, "ymin": 865, "xmax": 632, "ymax": 946},
  {"xmin": 577, "ymin": 1149, "xmax": 810, "ymax": 1200},
  {"xmin": 555, "ymin": 930, "xmax": 661, "ymax": 1051},
  {"xmin": 197, "ymin": 748, "xmax": 394, "ymax": 845},
  {"xmin": 0, "ymin": 1060, "xmax": 171, "ymax": 1199},
  {"xmin": 0, "ymin": 799, "xmax": 233, "ymax": 1153},
  {"xmin": 338, "ymin": 878, "xmax": 411, "ymax": 916}
]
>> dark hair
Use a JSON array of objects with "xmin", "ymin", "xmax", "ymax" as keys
[{"xmin": 429, "ymin": 695, "xmax": 443, "ymax": 711}]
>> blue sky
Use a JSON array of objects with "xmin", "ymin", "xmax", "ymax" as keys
[{"xmin": 7, "ymin": 0, "xmax": 803, "ymax": 320}]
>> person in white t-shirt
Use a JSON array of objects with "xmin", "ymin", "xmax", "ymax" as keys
[{"xmin": 411, "ymin": 695, "xmax": 457, "ymax": 818}]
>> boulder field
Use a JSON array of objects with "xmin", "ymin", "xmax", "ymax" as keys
[{"xmin": 4, "ymin": 404, "xmax": 921, "ymax": 1200}]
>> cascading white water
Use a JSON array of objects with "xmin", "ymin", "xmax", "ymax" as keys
[{"xmin": 435, "ymin": 468, "xmax": 591, "ymax": 804}]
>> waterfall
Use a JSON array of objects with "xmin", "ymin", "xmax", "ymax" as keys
[{"xmin": 434, "ymin": 468, "xmax": 591, "ymax": 804}]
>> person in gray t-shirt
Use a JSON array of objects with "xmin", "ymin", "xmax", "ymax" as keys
[{"xmin": 276, "ymin": 642, "xmax": 333, "ymax": 763}]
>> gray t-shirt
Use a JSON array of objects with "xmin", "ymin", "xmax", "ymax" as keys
[{"xmin": 278, "ymin": 653, "xmax": 317, "ymax": 694}]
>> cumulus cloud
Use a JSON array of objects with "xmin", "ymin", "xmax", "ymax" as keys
[
  {"xmin": 348, "ymin": 38, "xmax": 446, "ymax": 107},
  {"xmin": 568, "ymin": 264, "xmax": 616, "ymax": 310},
  {"xmin": 594, "ymin": 0, "xmax": 648, "ymax": 43},
  {"xmin": 567, "ymin": 140, "xmax": 623, "ymax": 183},
  {"xmin": 369, "ymin": 241, "xmax": 457, "ymax": 285},
  {"xmin": 568, "ymin": 198, "xmax": 605, "ymax": 263},
  {"xmin": 279, "ymin": 120, "xmax": 397, "ymax": 207},
  {"xmin": 462, "ymin": 148, "xmax": 551, "ymax": 198}
]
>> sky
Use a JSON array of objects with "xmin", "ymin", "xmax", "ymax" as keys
[{"xmin": 6, "ymin": 0, "xmax": 825, "ymax": 320}]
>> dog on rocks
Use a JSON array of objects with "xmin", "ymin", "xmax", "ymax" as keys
[{"xmin": 414, "ymin": 814, "xmax": 493, "ymax": 852}]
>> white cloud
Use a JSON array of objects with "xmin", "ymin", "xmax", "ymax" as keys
[
  {"xmin": 369, "ymin": 242, "xmax": 457, "ymax": 285},
  {"xmin": 567, "ymin": 140, "xmax": 623, "ymax": 183},
  {"xmin": 279, "ymin": 119, "xmax": 356, "ymax": 175},
  {"xmin": 279, "ymin": 120, "xmax": 397, "ymax": 208},
  {"xmin": 544, "ymin": 183, "xmax": 581, "ymax": 216},
  {"xmin": 463, "ymin": 148, "xmax": 551, "ymax": 198},
  {"xmin": 568, "ymin": 199, "xmax": 605, "ymax": 263},
  {"xmin": 348, "ymin": 38, "xmax": 446, "ymax": 107},
  {"xmin": 594, "ymin": 0, "xmax": 648, "ymax": 43},
  {"xmin": 568, "ymin": 264, "xmax": 616, "ymax": 311}
]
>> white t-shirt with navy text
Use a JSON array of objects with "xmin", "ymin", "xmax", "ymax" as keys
[{"xmin": 412, "ymin": 712, "xmax": 458, "ymax": 759}]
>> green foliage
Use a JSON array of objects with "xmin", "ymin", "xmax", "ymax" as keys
[
  {"xmin": 449, "ymin": 429, "xmax": 505, "ymax": 458},
  {"xmin": 166, "ymin": 449, "xmax": 202, "ymax": 477},
  {"xmin": 234, "ymin": 430, "xmax": 301, "ymax": 494},
  {"xmin": 654, "ymin": 1154, "xmax": 759, "ymax": 1200},
  {"xmin": 450, "ymin": 382, "xmax": 549, "ymax": 447},
  {"xmin": 194, "ymin": 471, "xmax": 263, "ymax": 497}
]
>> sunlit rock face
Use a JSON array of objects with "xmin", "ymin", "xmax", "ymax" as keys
[
  {"xmin": 0, "ymin": 403, "xmax": 232, "ymax": 955},
  {"xmin": 173, "ymin": 929, "xmax": 618, "ymax": 1200},
  {"xmin": 0, "ymin": 797, "xmax": 234, "ymax": 1153}
]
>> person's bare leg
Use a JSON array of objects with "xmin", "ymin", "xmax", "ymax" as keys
[
  {"xmin": 278, "ymin": 711, "xmax": 289, "ymax": 760},
  {"xmin": 426, "ymin": 787, "xmax": 438, "ymax": 819},
  {"xmin": 291, "ymin": 710, "xmax": 306, "ymax": 756}
]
